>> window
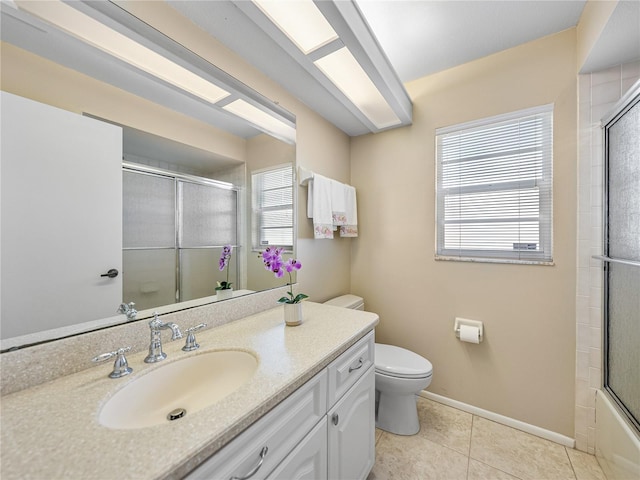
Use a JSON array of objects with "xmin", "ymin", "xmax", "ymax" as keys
[
  {"xmin": 252, "ymin": 164, "xmax": 294, "ymax": 251},
  {"xmin": 435, "ymin": 105, "xmax": 553, "ymax": 263}
]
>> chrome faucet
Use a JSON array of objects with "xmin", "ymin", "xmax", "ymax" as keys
[
  {"xmin": 117, "ymin": 302, "xmax": 137, "ymax": 321},
  {"xmin": 144, "ymin": 312, "xmax": 182, "ymax": 363}
]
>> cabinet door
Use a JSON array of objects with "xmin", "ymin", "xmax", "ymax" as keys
[
  {"xmin": 1, "ymin": 92, "xmax": 122, "ymax": 339},
  {"xmin": 267, "ymin": 418, "xmax": 327, "ymax": 480},
  {"xmin": 328, "ymin": 366, "xmax": 375, "ymax": 480}
]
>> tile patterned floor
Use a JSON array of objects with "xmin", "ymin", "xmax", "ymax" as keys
[{"xmin": 367, "ymin": 397, "xmax": 607, "ymax": 480}]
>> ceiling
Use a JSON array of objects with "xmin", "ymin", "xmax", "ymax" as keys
[
  {"xmin": 3, "ymin": 1, "xmax": 639, "ymax": 139},
  {"xmin": 355, "ymin": 0, "xmax": 588, "ymax": 83},
  {"xmin": 171, "ymin": 0, "xmax": 640, "ymax": 135}
]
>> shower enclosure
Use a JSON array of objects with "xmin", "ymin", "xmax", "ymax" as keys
[
  {"xmin": 122, "ymin": 164, "xmax": 240, "ymax": 311},
  {"xmin": 595, "ymin": 81, "xmax": 640, "ymax": 478}
]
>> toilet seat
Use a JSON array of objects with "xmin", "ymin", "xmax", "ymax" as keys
[{"xmin": 375, "ymin": 344, "xmax": 433, "ymax": 379}]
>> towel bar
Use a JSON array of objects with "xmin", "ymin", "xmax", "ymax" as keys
[{"xmin": 298, "ymin": 166, "xmax": 314, "ymax": 186}]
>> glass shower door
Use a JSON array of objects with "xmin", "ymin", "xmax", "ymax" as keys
[
  {"xmin": 602, "ymin": 88, "xmax": 640, "ymax": 433},
  {"xmin": 178, "ymin": 180, "xmax": 238, "ymax": 302},
  {"xmin": 122, "ymin": 170, "xmax": 177, "ymax": 311}
]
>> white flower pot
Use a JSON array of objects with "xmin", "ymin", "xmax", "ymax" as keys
[
  {"xmin": 216, "ymin": 288, "xmax": 233, "ymax": 300},
  {"xmin": 284, "ymin": 302, "xmax": 303, "ymax": 326}
]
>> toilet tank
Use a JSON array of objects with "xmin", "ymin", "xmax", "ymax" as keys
[{"xmin": 324, "ymin": 294, "xmax": 365, "ymax": 311}]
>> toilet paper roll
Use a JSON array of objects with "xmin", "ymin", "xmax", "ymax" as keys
[{"xmin": 459, "ymin": 325, "xmax": 480, "ymax": 344}]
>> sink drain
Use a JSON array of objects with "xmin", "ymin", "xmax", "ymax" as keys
[{"xmin": 167, "ymin": 408, "xmax": 187, "ymax": 421}]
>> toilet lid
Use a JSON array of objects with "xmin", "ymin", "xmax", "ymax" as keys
[{"xmin": 375, "ymin": 343, "xmax": 433, "ymax": 379}]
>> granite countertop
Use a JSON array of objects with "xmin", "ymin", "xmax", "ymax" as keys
[{"xmin": 0, "ymin": 302, "xmax": 378, "ymax": 479}]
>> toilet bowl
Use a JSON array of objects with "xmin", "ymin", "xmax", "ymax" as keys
[{"xmin": 324, "ymin": 295, "xmax": 433, "ymax": 436}]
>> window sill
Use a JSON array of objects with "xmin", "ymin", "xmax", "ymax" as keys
[{"xmin": 435, "ymin": 255, "xmax": 555, "ymax": 266}]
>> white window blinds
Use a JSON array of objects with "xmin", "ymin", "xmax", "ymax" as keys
[
  {"xmin": 252, "ymin": 164, "xmax": 294, "ymax": 250},
  {"xmin": 436, "ymin": 105, "xmax": 553, "ymax": 263}
]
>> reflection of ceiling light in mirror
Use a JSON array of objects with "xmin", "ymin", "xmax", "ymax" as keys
[
  {"xmin": 223, "ymin": 99, "xmax": 296, "ymax": 143},
  {"xmin": 314, "ymin": 47, "xmax": 401, "ymax": 129},
  {"xmin": 15, "ymin": 0, "xmax": 230, "ymax": 105},
  {"xmin": 253, "ymin": 0, "xmax": 338, "ymax": 54}
]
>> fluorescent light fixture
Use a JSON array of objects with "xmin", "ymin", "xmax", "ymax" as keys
[
  {"xmin": 15, "ymin": 0, "xmax": 230, "ymax": 105},
  {"xmin": 314, "ymin": 47, "xmax": 401, "ymax": 129},
  {"xmin": 223, "ymin": 99, "xmax": 296, "ymax": 143},
  {"xmin": 253, "ymin": 0, "xmax": 338, "ymax": 54}
]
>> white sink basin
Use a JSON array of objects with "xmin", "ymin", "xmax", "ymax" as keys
[{"xmin": 99, "ymin": 350, "xmax": 258, "ymax": 429}]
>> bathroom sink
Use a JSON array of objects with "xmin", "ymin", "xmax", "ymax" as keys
[{"xmin": 99, "ymin": 350, "xmax": 258, "ymax": 429}]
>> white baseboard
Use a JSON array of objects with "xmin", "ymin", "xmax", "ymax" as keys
[{"xmin": 418, "ymin": 391, "xmax": 576, "ymax": 449}]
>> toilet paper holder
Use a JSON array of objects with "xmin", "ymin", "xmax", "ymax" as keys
[{"xmin": 454, "ymin": 318, "xmax": 484, "ymax": 343}]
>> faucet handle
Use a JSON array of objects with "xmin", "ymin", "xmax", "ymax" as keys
[
  {"xmin": 182, "ymin": 323, "xmax": 207, "ymax": 352},
  {"xmin": 92, "ymin": 346, "xmax": 133, "ymax": 379},
  {"xmin": 117, "ymin": 302, "xmax": 137, "ymax": 320}
]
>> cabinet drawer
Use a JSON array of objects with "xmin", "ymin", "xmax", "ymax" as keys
[
  {"xmin": 186, "ymin": 370, "xmax": 327, "ymax": 480},
  {"xmin": 327, "ymin": 330, "xmax": 374, "ymax": 406}
]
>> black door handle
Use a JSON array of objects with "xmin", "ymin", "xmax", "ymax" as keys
[{"xmin": 100, "ymin": 269, "xmax": 119, "ymax": 278}]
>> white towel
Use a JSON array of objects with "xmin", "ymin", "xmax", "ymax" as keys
[
  {"xmin": 331, "ymin": 180, "xmax": 347, "ymax": 227},
  {"xmin": 307, "ymin": 180, "xmax": 314, "ymax": 219},
  {"xmin": 311, "ymin": 173, "xmax": 334, "ymax": 239},
  {"xmin": 340, "ymin": 185, "xmax": 358, "ymax": 237}
]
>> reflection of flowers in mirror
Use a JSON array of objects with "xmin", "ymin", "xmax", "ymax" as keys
[
  {"xmin": 259, "ymin": 247, "xmax": 308, "ymax": 304},
  {"xmin": 216, "ymin": 244, "xmax": 233, "ymax": 290}
]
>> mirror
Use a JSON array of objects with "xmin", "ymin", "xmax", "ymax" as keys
[
  {"xmin": 118, "ymin": 123, "xmax": 297, "ymax": 312},
  {"xmin": 0, "ymin": 2, "xmax": 297, "ymax": 350}
]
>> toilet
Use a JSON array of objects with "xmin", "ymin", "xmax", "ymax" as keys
[{"xmin": 324, "ymin": 295, "xmax": 433, "ymax": 436}]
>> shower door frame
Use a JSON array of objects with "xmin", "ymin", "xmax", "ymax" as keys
[
  {"xmin": 599, "ymin": 82, "xmax": 640, "ymax": 435},
  {"xmin": 123, "ymin": 162, "xmax": 241, "ymax": 306}
]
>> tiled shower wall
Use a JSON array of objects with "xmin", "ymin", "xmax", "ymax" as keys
[{"xmin": 575, "ymin": 61, "xmax": 640, "ymax": 454}]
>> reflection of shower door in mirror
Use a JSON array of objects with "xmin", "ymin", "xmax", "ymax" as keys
[
  {"xmin": 1, "ymin": 92, "xmax": 122, "ymax": 339},
  {"xmin": 179, "ymin": 181, "xmax": 238, "ymax": 302},
  {"xmin": 603, "ymin": 89, "xmax": 640, "ymax": 434},
  {"xmin": 123, "ymin": 169, "xmax": 238, "ymax": 311}
]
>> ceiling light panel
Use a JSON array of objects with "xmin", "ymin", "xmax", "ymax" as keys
[
  {"xmin": 223, "ymin": 99, "xmax": 296, "ymax": 143},
  {"xmin": 253, "ymin": 0, "xmax": 338, "ymax": 54},
  {"xmin": 15, "ymin": 0, "xmax": 230, "ymax": 105},
  {"xmin": 314, "ymin": 46, "xmax": 401, "ymax": 129}
]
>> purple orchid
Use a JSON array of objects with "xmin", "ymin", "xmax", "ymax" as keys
[
  {"xmin": 259, "ymin": 247, "xmax": 308, "ymax": 304},
  {"xmin": 216, "ymin": 244, "xmax": 233, "ymax": 290}
]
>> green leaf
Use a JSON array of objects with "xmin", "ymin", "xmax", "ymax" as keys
[
  {"xmin": 291, "ymin": 293, "xmax": 308, "ymax": 304},
  {"xmin": 277, "ymin": 296, "xmax": 292, "ymax": 304},
  {"xmin": 216, "ymin": 281, "xmax": 232, "ymax": 290}
]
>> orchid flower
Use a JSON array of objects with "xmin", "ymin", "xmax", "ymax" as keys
[
  {"xmin": 259, "ymin": 248, "xmax": 308, "ymax": 304},
  {"xmin": 216, "ymin": 244, "xmax": 233, "ymax": 290}
]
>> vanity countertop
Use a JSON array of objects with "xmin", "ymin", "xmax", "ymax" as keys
[{"xmin": 0, "ymin": 302, "xmax": 378, "ymax": 479}]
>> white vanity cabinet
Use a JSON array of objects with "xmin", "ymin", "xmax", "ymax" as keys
[
  {"xmin": 186, "ymin": 330, "xmax": 375, "ymax": 480},
  {"xmin": 186, "ymin": 370, "xmax": 327, "ymax": 480}
]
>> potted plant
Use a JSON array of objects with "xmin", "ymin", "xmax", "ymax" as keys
[
  {"xmin": 216, "ymin": 244, "xmax": 233, "ymax": 300},
  {"xmin": 259, "ymin": 246, "xmax": 308, "ymax": 325}
]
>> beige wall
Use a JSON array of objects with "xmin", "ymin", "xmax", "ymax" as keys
[
  {"xmin": 350, "ymin": 29, "xmax": 578, "ymax": 436},
  {"xmin": 576, "ymin": 0, "xmax": 617, "ymax": 72}
]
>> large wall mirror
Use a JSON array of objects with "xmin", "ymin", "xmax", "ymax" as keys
[{"xmin": 0, "ymin": 2, "xmax": 297, "ymax": 351}]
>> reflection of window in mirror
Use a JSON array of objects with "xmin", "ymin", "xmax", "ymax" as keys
[{"xmin": 251, "ymin": 164, "xmax": 294, "ymax": 252}]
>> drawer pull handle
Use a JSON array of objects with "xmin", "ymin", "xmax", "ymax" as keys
[
  {"xmin": 349, "ymin": 357, "xmax": 364, "ymax": 373},
  {"xmin": 230, "ymin": 446, "xmax": 268, "ymax": 480},
  {"xmin": 332, "ymin": 413, "xmax": 339, "ymax": 425}
]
